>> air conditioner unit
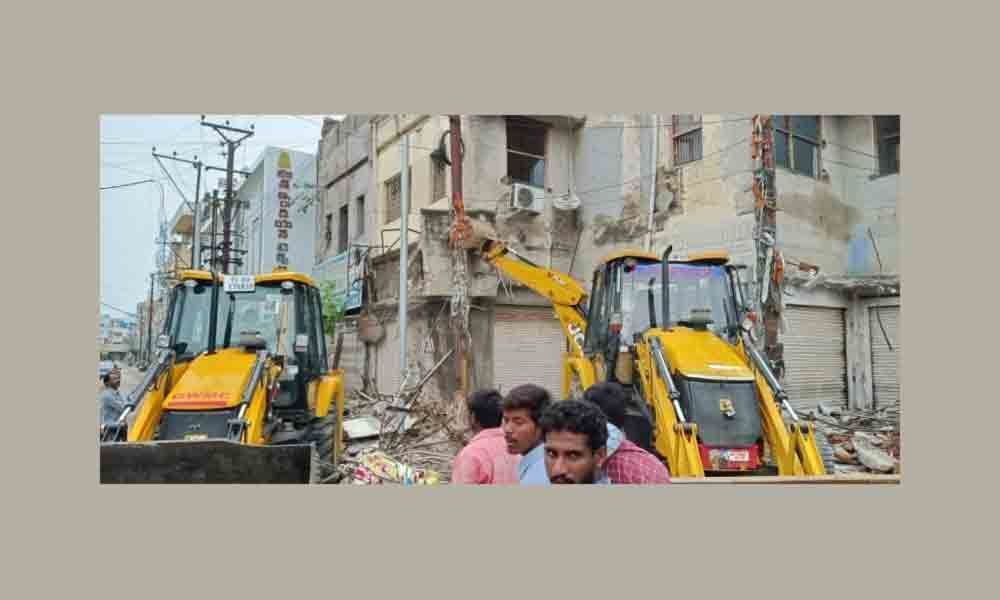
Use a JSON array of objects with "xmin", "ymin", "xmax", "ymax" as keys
[{"xmin": 509, "ymin": 182, "xmax": 545, "ymax": 215}]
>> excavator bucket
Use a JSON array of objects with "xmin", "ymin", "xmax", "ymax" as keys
[
  {"xmin": 457, "ymin": 218, "xmax": 499, "ymax": 249},
  {"xmin": 100, "ymin": 440, "xmax": 317, "ymax": 484}
]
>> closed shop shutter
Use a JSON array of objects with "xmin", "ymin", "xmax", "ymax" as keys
[
  {"xmin": 782, "ymin": 305, "xmax": 848, "ymax": 413},
  {"xmin": 869, "ymin": 304, "xmax": 900, "ymax": 407},
  {"xmin": 494, "ymin": 308, "xmax": 565, "ymax": 401}
]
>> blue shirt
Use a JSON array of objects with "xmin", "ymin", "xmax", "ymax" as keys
[{"xmin": 518, "ymin": 423, "xmax": 622, "ymax": 485}]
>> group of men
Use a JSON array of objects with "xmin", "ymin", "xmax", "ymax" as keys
[{"xmin": 451, "ymin": 382, "xmax": 671, "ymax": 485}]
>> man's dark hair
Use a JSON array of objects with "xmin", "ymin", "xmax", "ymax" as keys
[
  {"xmin": 539, "ymin": 400, "xmax": 608, "ymax": 451},
  {"xmin": 467, "ymin": 389, "xmax": 503, "ymax": 429},
  {"xmin": 582, "ymin": 382, "xmax": 627, "ymax": 429},
  {"xmin": 501, "ymin": 384, "xmax": 551, "ymax": 424}
]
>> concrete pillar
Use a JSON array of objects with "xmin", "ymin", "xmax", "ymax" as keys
[{"xmin": 846, "ymin": 291, "xmax": 874, "ymax": 410}]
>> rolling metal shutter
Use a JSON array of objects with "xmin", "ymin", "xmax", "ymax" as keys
[
  {"xmin": 494, "ymin": 308, "xmax": 565, "ymax": 401},
  {"xmin": 869, "ymin": 304, "xmax": 900, "ymax": 408},
  {"xmin": 782, "ymin": 305, "xmax": 848, "ymax": 413}
]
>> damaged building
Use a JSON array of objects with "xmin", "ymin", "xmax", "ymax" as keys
[{"xmin": 314, "ymin": 114, "xmax": 900, "ymax": 418}]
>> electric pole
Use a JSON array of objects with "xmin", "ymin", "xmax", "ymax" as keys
[
  {"xmin": 447, "ymin": 115, "xmax": 471, "ymax": 408},
  {"xmin": 146, "ymin": 272, "xmax": 155, "ymax": 364},
  {"xmin": 751, "ymin": 115, "xmax": 783, "ymax": 378},
  {"xmin": 201, "ymin": 117, "xmax": 254, "ymax": 274},
  {"xmin": 151, "ymin": 149, "xmax": 204, "ymax": 269}
]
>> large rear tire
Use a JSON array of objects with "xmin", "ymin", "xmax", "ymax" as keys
[{"xmin": 305, "ymin": 415, "xmax": 338, "ymax": 483}]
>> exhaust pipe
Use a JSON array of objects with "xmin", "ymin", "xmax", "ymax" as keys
[
  {"xmin": 207, "ymin": 268, "xmax": 220, "ymax": 354},
  {"xmin": 661, "ymin": 245, "xmax": 672, "ymax": 329},
  {"xmin": 647, "ymin": 278, "xmax": 658, "ymax": 330}
]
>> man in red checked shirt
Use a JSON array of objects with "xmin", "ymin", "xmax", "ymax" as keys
[
  {"xmin": 583, "ymin": 383, "xmax": 671, "ymax": 484},
  {"xmin": 451, "ymin": 389, "xmax": 519, "ymax": 484}
]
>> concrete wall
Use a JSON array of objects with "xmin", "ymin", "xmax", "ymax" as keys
[
  {"xmin": 370, "ymin": 299, "xmax": 493, "ymax": 400},
  {"xmin": 373, "ymin": 115, "xmax": 451, "ymax": 254},
  {"xmin": 317, "ymin": 117, "xmax": 373, "ymax": 266}
]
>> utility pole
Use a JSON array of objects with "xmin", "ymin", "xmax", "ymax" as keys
[
  {"xmin": 399, "ymin": 134, "xmax": 410, "ymax": 385},
  {"xmin": 751, "ymin": 115, "xmax": 783, "ymax": 378},
  {"xmin": 152, "ymin": 149, "xmax": 204, "ymax": 269},
  {"xmin": 202, "ymin": 117, "xmax": 254, "ymax": 274},
  {"xmin": 447, "ymin": 115, "xmax": 472, "ymax": 406},
  {"xmin": 146, "ymin": 273, "xmax": 155, "ymax": 364},
  {"xmin": 210, "ymin": 190, "xmax": 220, "ymax": 271}
]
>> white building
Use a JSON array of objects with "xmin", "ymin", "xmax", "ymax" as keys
[{"xmin": 240, "ymin": 147, "xmax": 318, "ymax": 275}]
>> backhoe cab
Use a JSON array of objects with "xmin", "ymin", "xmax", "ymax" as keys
[
  {"xmin": 580, "ymin": 246, "xmax": 826, "ymax": 476},
  {"xmin": 478, "ymin": 235, "xmax": 827, "ymax": 478},
  {"xmin": 100, "ymin": 269, "xmax": 345, "ymax": 484}
]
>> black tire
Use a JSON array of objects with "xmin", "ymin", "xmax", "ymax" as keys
[
  {"xmin": 305, "ymin": 415, "xmax": 338, "ymax": 483},
  {"xmin": 813, "ymin": 429, "xmax": 837, "ymax": 474}
]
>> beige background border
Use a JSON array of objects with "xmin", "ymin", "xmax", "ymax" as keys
[{"xmin": 6, "ymin": 2, "xmax": 991, "ymax": 597}]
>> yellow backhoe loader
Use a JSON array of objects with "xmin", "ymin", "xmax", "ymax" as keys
[
  {"xmin": 100, "ymin": 268, "xmax": 346, "ymax": 484},
  {"xmin": 479, "ymin": 236, "xmax": 830, "ymax": 478}
]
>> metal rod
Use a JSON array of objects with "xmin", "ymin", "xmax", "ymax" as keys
[
  {"xmin": 742, "ymin": 331, "xmax": 799, "ymax": 422},
  {"xmin": 200, "ymin": 119, "xmax": 254, "ymax": 136},
  {"xmin": 204, "ymin": 165, "xmax": 251, "ymax": 176},
  {"xmin": 649, "ymin": 337, "xmax": 685, "ymax": 422},
  {"xmin": 399, "ymin": 134, "xmax": 410, "ymax": 381}
]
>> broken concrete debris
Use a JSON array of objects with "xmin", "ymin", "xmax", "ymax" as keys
[
  {"xmin": 334, "ymin": 380, "xmax": 462, "ymax": 484},
  {"xmin": 853, "ymin": 436, "xmax": 898, "ymax": 474},
  {"xmin": 806, "ymin": 401, "xmax": 900, "ymax": 474}
]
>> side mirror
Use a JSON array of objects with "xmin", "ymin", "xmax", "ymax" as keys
[
  {"xmin": 294, "ymin": 334, "xmax": 309, "ymax": 354},
  {"xmin": 156, "ymin": 334, "xmax": 172, "ymax": 350}
]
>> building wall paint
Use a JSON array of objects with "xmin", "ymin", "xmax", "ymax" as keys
[
  {"xmin": 242, "ymin": 147, "xmax": 317, "ymax": 275},
  {"xmin": 374, "ymin": 115, "xmax": 450, "ymax": 254}
]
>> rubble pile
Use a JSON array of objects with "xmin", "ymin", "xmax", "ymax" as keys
[
  {"xmin": 805, "ymin": 401, "xmax": 901, "ymax": 474},
  {"xmin": 332, "ymin": 389, "xmax": 463, "ymax": 485}
]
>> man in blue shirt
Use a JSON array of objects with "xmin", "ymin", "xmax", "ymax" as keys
[
  {"xmin": 500, "ymin": 384, "xmax": 551, "ymax": 485},
  {"xmin": 504, "ymin": 383, "xmax": 622, "ymax": 485},
  {"xmin": 539, "ymin": 400, "xmax": 610, "ymax": 485}
]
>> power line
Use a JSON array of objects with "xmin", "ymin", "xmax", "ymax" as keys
[
  {"xmin": 101, "ymin": 161, "xmax": 163, "ymax": 180},
  {"xmin": 283, "ymin": 115, "xmax": 324, "ymax": 126},
  {"xmin": 101, "ymin": 179, "xmax": 155, "ymax": 191},
  {"xmin": 100, "ymin": 301, "xmax": 138, "ymax": 318},
  {"xmin": 102, "ymin": 140, "xmax": 208, "ymax": 145}
]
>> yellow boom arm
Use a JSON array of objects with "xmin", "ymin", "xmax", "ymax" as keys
[{"xmin": 481, "ymin": 240, "xmax": 596, "ymax": 397}]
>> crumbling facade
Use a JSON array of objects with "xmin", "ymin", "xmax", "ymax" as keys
[{"xmin": 315, "ymin": 114, "xmax": 900, "ymax": 416}]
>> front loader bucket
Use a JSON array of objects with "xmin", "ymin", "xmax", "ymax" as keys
[{"xmin": 100, "ymin": 440, "xmax": 317, "ymax": 484}]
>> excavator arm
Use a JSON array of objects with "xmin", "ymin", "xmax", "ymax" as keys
[{"xmin": 480, "ymin": 239, "xmax": 596, "ymax": 396}]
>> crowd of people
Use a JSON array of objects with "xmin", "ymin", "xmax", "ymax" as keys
[
  {"xmin": 97, "ymin": 359, "xmax": 671, "ymax": 485},
  {"xmin": 451, "ymin": 382, "xmax": 671, "ymax": 485}
]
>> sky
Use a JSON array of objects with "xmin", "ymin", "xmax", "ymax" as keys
[{"xmin": 99, "ymin": 114, "xmax": 341, "ymax": 319}]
